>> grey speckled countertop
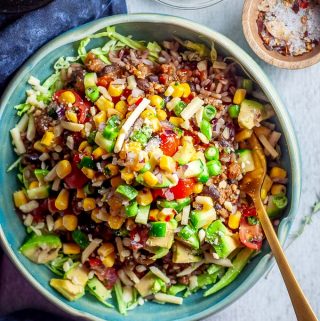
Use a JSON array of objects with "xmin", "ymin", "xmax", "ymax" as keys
[
  {"xmin": 127, "ymin": 0, "xmax": 320, "ymax": 320},
  {"xmin": 1, "ymin": 1, "xmax": 320, "ymax": 320}
]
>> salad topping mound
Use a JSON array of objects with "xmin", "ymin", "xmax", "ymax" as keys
[{"xmin": 10, "ymin": 27, "xmax": 288, "ymax": 313}]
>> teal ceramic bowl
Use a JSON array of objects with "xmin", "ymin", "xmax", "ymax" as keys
[{"xmin": 0, "ymin": 14, "xmax": 301, "ymax": 321}]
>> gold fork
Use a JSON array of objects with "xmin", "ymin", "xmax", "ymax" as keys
[{"xmin": 241, "ymin": 133, "xmax": 318, "ymax": 321}]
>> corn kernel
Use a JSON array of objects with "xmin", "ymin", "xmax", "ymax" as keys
[
  {"xmin": 157, "ymin": 109, "xmax": 167, "ymax": 121},
  {"xmin": 65, "ymin": 110, "xmax": 78, "ymax": 123},
  {"xmin": 62, "ymin": 214, "xmax": 78, "ymax": 231},
  {"xmin": 81, "ymin": 167, "xmax": 96, "ymax": 179},
  {"xmin": 233, "ymin": 89, "xmax": 246, "ymax": 104},
  {"xmin": 93, "ymin": 111, "xmax": 107, "ymax": 127},
  {"xmin": 193, "ymin": 183, "xmax": 204, "ymax": 194},
  {"xmin": 121, "ymin": 169, "xmax": 135, "ymax": 184},
  {"xmin": 159, "ymin": 155, "xmax": 176, "ymax": 172},
  {"xmin": 261, "ymin": 175, "xmax": 273, "ymax": 200},
  {"xmin": 143, "ymin": 171, "xmax": 158, "ymax": 187},
  {"xmin": 98, "ymin": 243, "xmax": 115, "ymax": 257},
  {"xmin": 59, "ymin": 91, "xmax": 76, "ymax": 104},
  {"xmin": 78, "ymin": 141, "xmax": 89, "ymax": 152},
  {"xmin": 235, "ymin": 129, "xmax": 253, "ymax": 142},
  {"xmin": 110, "ymin": 176, "xmax": 124, "ymax": 188},
  {"xmin": 172, "ymin": 84, "xmax": 184, "ymax": 98},
  {"xmin": 115, "ymin": 100, "xmax": 128, "ymax": 115},
  {"xmin": 105, "ymin": 164, "xmax": 119, "ymax": 177},
  {"xmin": 228, "ymin": 211, "xmax": 241, "ymax": 229},
  {"xmin": 63, "ymin": 243, "xmax": 80, "ymax": 255},
  {"xmin": 91, "ymin": 208, "xmax": 108, "ymax": 223},
  {"xmin": 13, "ymin": 190, "xmax": 28, "ymax": 207},
  {"xmin": 55, "ymin": 188, "xmax": 69, "ymax": 211},
  {"xmin": 108, "ymin": 83, "xmax": 124, "ymax": 97},
  {"xmin": 53, "ymin": 217, "xmax": 64, "ymax": 231},
  {"xmin": 29, "ymin": 181, "xmax": 39, "ymax": 189},
  {"xmin": 137, "ymin": 188, "xmax": 153, "ymax": 206},
  {"xmin": 95, "ymin": 95, "xmax": 114, "ymax": 111},
  {"xmin": 127, "ymin": 95, "xmax": 139, "ymax": 106},
  {"xmin": 150, "ymin": 95, "xmax": 164, "ymax": 109},
  {"xmin": 92, "ymin": 146, "xmax": 107, "ymax": 160},
  {"xmin": 271, "ymin": 184, "xmax": 286, "ymax": 196},
  {"xmin": 181, "ymin": 83, "xmax": 191, "ymax": 98},
  {"xmin": 107, "ymin": 214, "xmax": 125, "ymax": 230},
  {"xmin": 270, "ymin": 167, "xmax": 287, "ymax": 179},
  {"xmin": 169, "ymin": 116, "xmax": 184, "ymax": 127},
  {"xmin": 83, "ymin": 198, "xmax": 96, "ymax": 211},
  {"xmin": 150, "ymin": 118, "xmax": 161, "ymax": 132},
  {"xmin": 76, "ymin": 188, "xmax": 86, "ymax": 199},
  {"xmin": 158, "ymin": 208, "xmax": 174, "ymax": 221},
  {"xmin": 141, "ymin": 109, "xmax": 156, "ymax": 119},
  {"xmin": 83, "ymin": 145, "xmax": 93, "ymax": 155},
  {"xmin": 164, "ymin": 85, "xmax": 174, "ymax": 97},
  {"xmin": 102, "ymin": 252, "xmax": 116, "ymax": 267},
  {"xmin": 149, "ymin": 209, "xmax": 160, "ymax": 221},
  {"xmin": 56, "ymin": 160, "xmax": 72, "ymax": 179},
  {"xmin": 34, "ymin": 141, "xmax": 48, "ymax": 153},
  {"xmin": 41, "ymin": 131, "xmax": 55, "ymax": 147}
]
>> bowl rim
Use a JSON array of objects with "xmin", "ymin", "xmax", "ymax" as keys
[
  {"xmin": 242, "ymin": 0, "xmax": 320, "ymax": 70},
  {"xmin": 0, "ymin": 13, "xmax": 301, "ymax": 321},
  {"xmin": 153, "ymin": 0, "xmax": 223, "ymax": 10}
]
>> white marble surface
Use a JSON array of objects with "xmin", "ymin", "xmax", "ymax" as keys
[{"xmin": 126, "ymin": 1, "xmax": 320, "ymax": 320}]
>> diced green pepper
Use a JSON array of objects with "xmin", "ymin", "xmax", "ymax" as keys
[
  {"xmin": 72, "ymin": 230, "xmax": 89, "ymax": 249},
  {"xmin": 150, "ymin": 222, "xmax": 167, "ymax": 237},
  {"xmin": 116, "ymin": 185, "xmax": 138, "ymax": 201},
  {"xmin": 242, "ymin": 79, "xmax": 253, "ymax": 93},
  {"xmin": 204, "ymin": 146, "xmax": 219, "ymax": 161},
  {"xmin": 125, "ymin": 200, "xmax": 138, "ymax": 217},
  {"xmin": 79, "ymin": 156, "xmax": 95, "ymax": 169},
  {"xmin": 87, "ymin": 131, "xmax": 97, "ymax": 145}
]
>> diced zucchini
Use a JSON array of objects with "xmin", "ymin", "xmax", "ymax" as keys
[
  {"xmin": 135, "ymin": 205, "xmax": 150, "ymax": 225},
  {"xmin": 116, "ymin": 185, "xmax": 138, "ymax": 201},
  {"xmin": 190, "ymin": 209, "xmax": 216, "ymax": 230},
  {"xmin": 238, "ymin": 99, "xmax": 266, "ymax": 129},
  {"xmin": 157, "ymin": 198, "xmax": 191, "ymax": 213},
  {"xmin": 236, "ymin": 149, "xmax": 255, "ymax": 173},
  {"xmin": 26, "ymin": 185, "xmax": 50, "ymax": 200},
  {"xmin": 183, "ymin": 159, "xmax": 204, "ymax": 178}
]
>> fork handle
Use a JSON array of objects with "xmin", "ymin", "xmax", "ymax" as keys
[{"xmin": 255, "ymin": 199, "xmax": 318, "ymax": 321}]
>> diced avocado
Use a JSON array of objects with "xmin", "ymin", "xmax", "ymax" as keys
[
  {"xmin": 173, "ymin": 137, "xmax": 196, "ymax": 165},
  {"xmin": 65, "ymin": 262, "xmax": 89, "ymax": 287},
  {"xmin": 157, "ymin": 197, "xmax": 191, "ymax": 213},
  {"xmin": 238, "ymin": 99, "xmax": 266, "ymax": 129},
  {"xmin": 20, "ymin": 234, "xmax": 61, "ymax": 264},
  {"xmin": 50, "ymin": 278, "xmax": 85, "ymax": 301},
  {"xmin": 146, "ymin": 222, "xmax": 174, "ymax": 249},
  {"xmin": 135, "ymin": 272, "xmax": 158, "ymax": 297},
  {"xmin": 87, "ymin": 276, "xmax": 113, "ymax": 307},
  {"xmin": 115, "ymin": 184, "xmax": 138, "ymax": 201},
  {"xmin": 205, "ymin": 220, "xmax": 239, "ymax": 258},
  {"xmin": 172, "ymin": 241, "xmax": 202, "ymax": 264},
  {"xmin": 135, "ymin": 205, "xmax": 150, "ymax": 225},
  {"xmin": 135, "ymin": 173, "xmax": 173, "ymax": 188},
  {"xmin": 26, "ymin": 185, "xmax": 50, "ymax": 200},
  {"xmin": 266, "ymin": 194, "xmax": 287, "ymax": 218},
  {"xmin": 190, "ymin": 209, "xmax": 216, "ymax": 230},
  {"xmin": 183, "ymin": 159, "xmax": 204, "ymax": 178},
  {"xmin": 236, "ymin": 149, "xmax": 255, "ymax": 173},
  {"xmin": 178, "ymin": 225, "xmax": 200, "ymax": 249},
  {"xmin": 150, "ymin": 247, "xmax": 170, "ymax": 260}
]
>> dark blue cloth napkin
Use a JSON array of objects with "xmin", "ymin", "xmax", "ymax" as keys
[
  {"xmin": 0, "ymin": 1, "xmax": 126, "ymax": 319},
  {"xmin": 0, "ymin": 0, "xmax": 127, "ymax": 93}
]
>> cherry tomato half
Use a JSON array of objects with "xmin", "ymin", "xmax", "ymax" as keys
[
  {"xmin": 64, "ymin": 163, "xmax": 89, "ymax": 189},
  {"xmin": 239, "ymin": 217, "xmax": 264, "ymax": 250},
  {"xmin": 169, "ymin": 178, "xmax": 196, "ymax": 199},
  {"xmin": 160, "ymin": 131, "xmax": 181, "ymax": 157}
]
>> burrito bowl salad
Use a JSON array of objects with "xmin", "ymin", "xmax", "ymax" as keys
[{"xmin": 9, "ymin": 27, "xmax": 288, "ymax": 313}]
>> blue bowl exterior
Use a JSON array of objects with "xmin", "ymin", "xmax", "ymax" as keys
[{"xmin": 0, "ymin": 14, "xmax": 301, "ymax": 321}]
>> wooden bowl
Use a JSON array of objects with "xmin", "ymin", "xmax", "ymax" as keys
[{"xmin": 242, "ymin": 0, "xmax": 320, "ymax": 69}]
